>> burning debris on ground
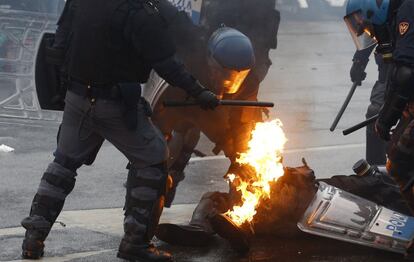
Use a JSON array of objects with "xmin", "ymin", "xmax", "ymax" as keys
[
  {"xmin": 207, "ymin": 119, "xmax": 413, "ymax": 258},
  {"xmin": 253, "ymin": 161, "xmax": 317, "ymax": 237},
  {"xmin": 220, "ymin": 119, "xmax": 316, "ymax": 238},
  {"xmin": 225, "ymin": 120, "xmax": 288, "ymax": 227}
]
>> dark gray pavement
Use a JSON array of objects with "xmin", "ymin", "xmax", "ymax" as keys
[{"xmin": 0, "ymin": 19, "xmax": 405, "ymax": 261}]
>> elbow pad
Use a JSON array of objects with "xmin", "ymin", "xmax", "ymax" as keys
[{"xmin": 393, "ymin": 65, "xmax": 414, "ymax": 98}]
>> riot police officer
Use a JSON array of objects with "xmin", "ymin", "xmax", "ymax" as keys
[
  {"xmin": 345, "ymin": 0, "xmax": 414, "ymax": 212},
  {"xmin": 148, "ymin": 0, "xmax": 279, "ymax": 248},
  {"xmin": 20, "ymin": 0, "xmax": 219, "ymax": 261},
  {"xmin": 201, "ymin": 0, "xmax": 280, "ymax": 175},
  {"xmin": 157, "ymin": 0, "xmax": 280, "ymax": 207}
]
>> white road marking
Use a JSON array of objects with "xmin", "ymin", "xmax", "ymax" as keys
[
  {"xmin": 0, "ymin": 204, "xmax": 197, "ymax": 238},
  {"xmin": 189, "ymin": 143, "xmax": 365, "ymax": 163},
  {"xmin": 7, "ymin": 250, "xmax": 113, "ymax": 262},
  {"xmin": 0, "ymin": 121, "xmax": 46, "ymax": 128}
]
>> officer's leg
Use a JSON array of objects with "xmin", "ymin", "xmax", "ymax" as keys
[
  {"xmin": 366, "ymin": 80, "xmax": 388, "ymax": 165},
  {"xmin": 100, "ymin": 102, "xmax": 171, "ymax": 261},
  {"xmin": 165, "ymin": 126, "xmax": 201, "ymax": 207},
  {"xmin": 21, "ymin": 91, "xmax": 104, "ymax": 259}
]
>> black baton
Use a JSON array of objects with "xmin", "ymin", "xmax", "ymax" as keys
[
  {"xmin": 163, "ymin": 100, "xmax": 274, "ymax": 108},
  {"xmin": 330, "ymin": 82, "xmax": 359, "ymax": 132},
  {"xmin": 343, "ymin": 115, "xmax": 378, "ymax": 136}
]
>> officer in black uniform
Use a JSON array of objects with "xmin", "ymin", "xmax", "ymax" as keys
[
  {"xmin": 20, "ymin": 0, "xmax": 219, "ymax": 261},
  {"xmin": 375, "ymin": 0, "xmax": 414, "ymax": 211},
  {"xmin": 345, "ymin": 0, "xmax": 414, "ymax": 211}
]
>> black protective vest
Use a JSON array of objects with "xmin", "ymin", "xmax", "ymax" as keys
[{"xmin": 67, "ymin": 0, "xmax": 151, "ymax": 85}]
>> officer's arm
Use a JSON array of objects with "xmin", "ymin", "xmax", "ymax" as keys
[
  {"xmin": 349, "ymin": 45, "xmax": 374, "ymax": 84},
  {"xmin": 53, "ymin": 0, "xmax": 76, "ymax": 50},
  {"xmin": 47, "ymin": 0, "xmax": 76, "ymax": 66},
  {"xmin": 353, "ymin": 45, "xmax": 375, "ymax": 63},
  {"xmin": 132, "ymin": 14, "xmax": 206, "ymax": 97}
]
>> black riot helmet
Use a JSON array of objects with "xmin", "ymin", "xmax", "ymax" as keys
[{"xmin": 207, "ymin": 27, "xmax": 255, "ymax": 97}]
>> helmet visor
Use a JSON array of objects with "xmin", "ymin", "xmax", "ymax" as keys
[
  {"xmin": 344, "ymin": 11, "xmax": 377, "ymax": 50},
  {"xmin": 221, "ymin": 69, "xmax": 251, "ymax": 94}
]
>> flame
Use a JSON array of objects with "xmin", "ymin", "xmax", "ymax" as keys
[
  {"xmin": 225, "ymin": 120, "xmax": 287, "ymax": 226},
  {"xmin": 227, "ymin": 173, "xmax": 236, "ymax": 183}
]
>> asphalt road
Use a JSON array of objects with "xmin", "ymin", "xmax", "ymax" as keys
[{"xmin": 0, "ymin": 18, "xmax": 405, "ymax": 262}]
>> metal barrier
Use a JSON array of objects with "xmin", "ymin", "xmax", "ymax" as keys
[{"xmin": 0, "ymin": 9, "xmax": 61, "ymax": 121}]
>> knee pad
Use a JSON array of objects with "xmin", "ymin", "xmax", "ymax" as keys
[
  {"xmin": 37, "ymin": 162, "xmax": 77, "ymax": 200},
  {"xmin": 124, "ymin": 163, "xmax": 168, "ymax": 242},
  {"xmin": 32, "ymin": 162, "xmax": 77, "ymax": 222},
  {"xmin": 127, "ymin": 164, "xmax": 168, "ymax": 195},
  {"xmin": 125, "ymin": 164, "xmax": 168, "ymax": 211}
]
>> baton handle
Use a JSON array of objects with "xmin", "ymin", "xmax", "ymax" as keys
[
  {"xmin": 163, "ymin": 100, "xmax": 274, "ymax": 108},
  {"xmin": 330, "ymin": 82, "xmax": 359, "ymax": 132},
  {"xmin": 343, "ymin": 115, "xmax": 379, "ymax": 136}
]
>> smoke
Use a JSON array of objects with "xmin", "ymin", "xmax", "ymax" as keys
[{"xmin": 253, "ymin": 161, "xmax": 317, "ymax": 237}]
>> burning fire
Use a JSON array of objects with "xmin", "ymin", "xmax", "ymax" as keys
[{"xmin": 225, "ymin": 119, "xmax": 287, "ymax": 226}]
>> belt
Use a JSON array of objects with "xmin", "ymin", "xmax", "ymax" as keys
[{"xmin": 68, "ymin": 80, "xmax": 122, "ymax": 102}]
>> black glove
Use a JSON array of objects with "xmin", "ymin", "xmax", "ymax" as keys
[
  {"xmin": 195, "ymin": 89, "xmax": 219, "ymax": 110},
  {"xmin": 375, "ymin": 93, "xmax": 409, "ymax": 141},
  {"xmin": 375, "ymin": 119, "xmax": 392, "ymax": 141},
  {"xmin": 350, "ymin": 59, "xmax": 368, "ymax": 85}
]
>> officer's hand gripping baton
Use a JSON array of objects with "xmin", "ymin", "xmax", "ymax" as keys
[
  {"xmin": 342, "ymin": 114, "xmax": 378, "ymax": 136},
  {"xmin": 330, "ymin": 82, "xmax": 359, "ymax": 132},
  {"xmin": 163, "ymin": 100, "xmax": 274, "ymax": 108}
]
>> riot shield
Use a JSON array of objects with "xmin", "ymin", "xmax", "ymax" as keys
[{"xmin": 35, "ymin": 33, "xmax": 65, "ymax": 111}]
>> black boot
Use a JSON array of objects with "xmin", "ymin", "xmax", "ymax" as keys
[
  {"xmin": 21, "ymin": 215, "xmax": 51, "ymax": 259},
  {"xmin": 156, "ymin": 192, "xmax": 230, "ymax": 247},
  {"xmin": 21, "ymin": 162, "xmax": 77, "ymax": 259},
  {"xmin": 117, "ymin": 165, "xmax": 172, "ymax": 262},
  {"xmin": 117, "ymin": 239, "xmax": 172, "ymax": 262},
  {"xmin": 21, "ymin": 194, "xmax": 66, "ymax": 259}
]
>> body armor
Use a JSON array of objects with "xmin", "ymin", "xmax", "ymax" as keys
[{"xmin": 67, "ymin": 0, "xmax": 152, "ymax": 85}]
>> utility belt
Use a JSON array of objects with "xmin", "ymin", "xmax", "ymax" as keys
[
  {"xmin": 68, "ymin": 80, "xmax": 122, "ymax": 102},
  {"xmin": 68, "ymin": 79, "xmax": 151, "ymax": 130}
]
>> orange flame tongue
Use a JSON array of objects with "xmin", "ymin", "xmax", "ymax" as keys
[{"xmin": 225, "ymin": 120, "xmax": 287, "ymax": 226}]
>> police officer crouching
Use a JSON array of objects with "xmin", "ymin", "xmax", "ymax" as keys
[{"xmin": 20, "ymin": 0, "xmax": 219, "ymax": 261}]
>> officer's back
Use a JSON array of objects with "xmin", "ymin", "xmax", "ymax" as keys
[{"xmin": 67, "ymin": 0, "xmax": 163, "ymax": 86}]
